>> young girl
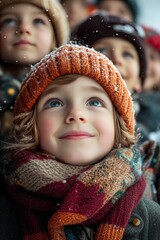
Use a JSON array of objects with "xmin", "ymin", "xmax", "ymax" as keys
[
  {"xmin": 2, "ymin": 44, "xmax": 160, "ymax": 240},
  {"xmin": 0, "ymin": 0, "xmax": 70, "ymax": 140}
]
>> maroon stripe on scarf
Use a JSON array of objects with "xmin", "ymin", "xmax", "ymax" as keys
[{"xmin": 11, "ymin": 150, "xmax": 54, "ymax": 168}]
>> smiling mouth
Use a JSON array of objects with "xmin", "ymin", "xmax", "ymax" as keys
[{"xmin": 59, "ymin": 131, "xmax": 94, "ymax": 140}]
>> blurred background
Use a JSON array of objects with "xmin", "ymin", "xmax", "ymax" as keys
[
  {"xmin": 137, "ymin": 0, "xmax": 160, "ymax": 32},
  {"xmin": 87, "ymin": 0, "xmax": 160, "ymax": 32}
]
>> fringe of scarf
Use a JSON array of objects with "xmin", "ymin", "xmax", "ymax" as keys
[{"xmin": 6, "ymin": 145, "xmax": 146, "ymax": 240}]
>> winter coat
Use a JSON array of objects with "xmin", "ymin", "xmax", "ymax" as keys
[{"xmin": 0, "ymin": 191, "xmax": 160, "ymax": 240}]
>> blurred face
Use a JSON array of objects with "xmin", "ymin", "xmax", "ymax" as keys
[
  {"xmin": 37, "ymin": 76, "xmax": 115, "ymax": 166},
  {"xmin": 62, "ymin": 0, "xmax": 88, "ymax": 30},
  {"xmin": 93, "ymin": 38, "xmax": 141, "ymax": 92},
  {"xmin": 98, "ymin": 0, "xmax": 133, "ymax": 21},
  {"xmin": 143, "ymin": 44, "xmax": 160, "ymax": 91},
  {"xmin": 0, "ymin": 3, "xmax": 54, "ymax": 65}
]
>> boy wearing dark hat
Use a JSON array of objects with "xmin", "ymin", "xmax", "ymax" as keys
[{"xmin": 72, "ymin": 10, "xmax": 146, "ymax": 93}]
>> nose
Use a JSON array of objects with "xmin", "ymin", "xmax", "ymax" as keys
[
  {"xmin": 16, "ymin": 21, "xmax": 31, "ymax": 35},
  {"xmin": 65, "ymin": 107, "xmax": 86, "ymax": 124}
]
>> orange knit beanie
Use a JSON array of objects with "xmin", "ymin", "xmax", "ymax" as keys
[
  {"xmin": 14, "ymin": 44, "xmax": 135, "ymax": 133},
  {"xmin": 0, "ymin": 0, "xmax": 70, "ymax": 47}
]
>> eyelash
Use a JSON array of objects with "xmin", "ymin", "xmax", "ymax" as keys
[
  {"xmin": 42, "ymin": 97, "xmax": 106, "ymax": 110},
  {"xmin": 86, "ymin": 97, "xmax": 105, "ymax": 107},
  {"xmin": 0, "ymin": 17, "xmax": 46, "ymax": 28},
  {"xmin": 33, "ymin": 18, "xmax": 46, "ymax": 25},
  {"xmin": 123, "ymin": 51, "xmax": 133, "ymax": 58},
  {"xmin": 43, "ymin": 98, "xmax": 63, "ymax": 109},
  {"xmin": 0, "ymin": 18, "xmax": 16, "ymax": 27}
]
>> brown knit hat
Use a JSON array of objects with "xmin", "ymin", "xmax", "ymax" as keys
[
  {"xmin": 14, "ymin": 44, "xmax": 135, "ymax": 133},
  {"xmin": 0, "ymin": 0, "xmax": 70, "ymax": 47}
]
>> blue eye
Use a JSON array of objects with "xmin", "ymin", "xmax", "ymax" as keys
[
  {"xmin": 123, "ymin": 51, "xmax": 133, "ymax": 58},
  {"xmin": 33, "ymin": 18, "xmax": 45, "ymax": 25},
  {"xmin": 87, "ymin": 98, "xmax": 103, "ymax": 107},
  {"xmin": 0, "ymin": 18, "xmax": 16, "ymax": 28},
  {"xmin": 95, "ymin": 48, "xmax": 108, "ymax": 56},
  {"xmin": 44, "ymin": 99, "xmax": 63, "ymax": 109}
]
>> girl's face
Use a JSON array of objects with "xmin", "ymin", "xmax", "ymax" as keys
[
  {"xmin": 37, "ymin": 76, "xmax": 115, "ymax": 166},
  {"xmin": 93, "ymin": 38, "xmax": 141, "ymax": 92},
  {"xmin": 143, "ymin": 44, "xmax": 160, "ymax": 91},
  {"xmin": 98, "ymin": 0, "xmax": 134, "ymax": 22},
  {"xmin": 0, "ymin": 3, "xmax": 54, "ymax": 65}
]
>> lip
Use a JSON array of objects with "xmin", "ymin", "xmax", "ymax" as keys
[
  {"xmin": 14, "ymin": 40, "xmax": 34, "ymax": 46},
  {"xmin": 59, "ymin": 131, "xmax": 94, "ymax": 140}
]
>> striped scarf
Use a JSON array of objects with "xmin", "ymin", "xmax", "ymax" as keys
[{"xmin": 6, "ymin": 145, "xmax": 145, "ymax": 240}]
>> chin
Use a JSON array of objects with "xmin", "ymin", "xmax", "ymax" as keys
[{"xmin": 58, "ymin": 156, "xmax": 100, "ymax": 166}]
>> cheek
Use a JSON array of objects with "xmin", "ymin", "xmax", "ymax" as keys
[
  {"xmin": 153, "ymin": 62, "xmax": 160, "ymax": 75},
  {"xmin": 0, "ymin": 30, "xmax": 14, "ymax": 58},
  {"xmin": 94, "ymin": 115, "xmax": 115, "ymax": 143},
  {"xmin": 0, "ymin": 33, "xmax": 9, "ymax": 50},
  {"xmin": 129, "ymin": 62, "xmax": 140, "ymax": 76},
  {"xmin": 37, "ymin": 115, "xmax": 56, "ymax": 139},
  {"xmin": 37, "ymin": 29, "xmax": 54, "ymax": 50}
]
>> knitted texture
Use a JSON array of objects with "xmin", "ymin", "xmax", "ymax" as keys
[
  {"xmin": 0, "ymin": 0, "xmax": 70, "ymax": 47},
  {"xmin": 6, "ymin": 145, "xmax": 145, "ymax": 240},
  {"xmin": 71, "ymin": 11, "xmax": 147, "ymax": 84},
  {"xmin": 14, "ymin": 44, "xmax": 135, "ymax": 133}
]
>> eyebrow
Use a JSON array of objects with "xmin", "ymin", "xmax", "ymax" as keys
[
  {"xmin": 88, "ymin": 86, "xmax": 107, "ymax": 94},
  {"xmin": 0, "ymin": 10, "xmax": 44, "ymax": 16},
  {"xmin": 39, "ymin": 84, "xmax": 107, "ymax": 99},
  {"xmin": 39, "ymin": 85, "xmax": 60, "ymax": 99},
  {"xmin": 122, "ymin": 45, "xmax": 135, "ymax": 50}
]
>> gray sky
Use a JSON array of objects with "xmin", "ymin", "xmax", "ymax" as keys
[{"xmin": 137, "ymin": 0, "xmax": 160, "ymax": 32}]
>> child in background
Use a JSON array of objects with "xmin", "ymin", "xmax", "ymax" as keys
[
  {"xmin": 136, "ymin": 26, "xmax": 160, "ymax": 142},
  {"xmin": 60, "ymin": 0, "xmax": 91, "ymax": 31},
  {"xmin": 71, "ymin": 12, "xmax": 160, "ymax": 202},
  {"xmin": 1, "ymin": 43, "xmax": 160, "ymax": 240},
  {"xmin": 71, "ymin": 11, "xmax": 146, "ymax": 94},
  {"xmin": 0, "ymin": 0, "xmax": 70, "ymax": 140},
  {"xmin": 95, "ymin": 0, "xmax": 139, "ymax": 22},
  {"xmin": 142, "ymin": 26, "xmax": 160, "ymax": 91},
  {"xmin": 136, "ymin": 26, "xmax": 160, "ymax": 206}
]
